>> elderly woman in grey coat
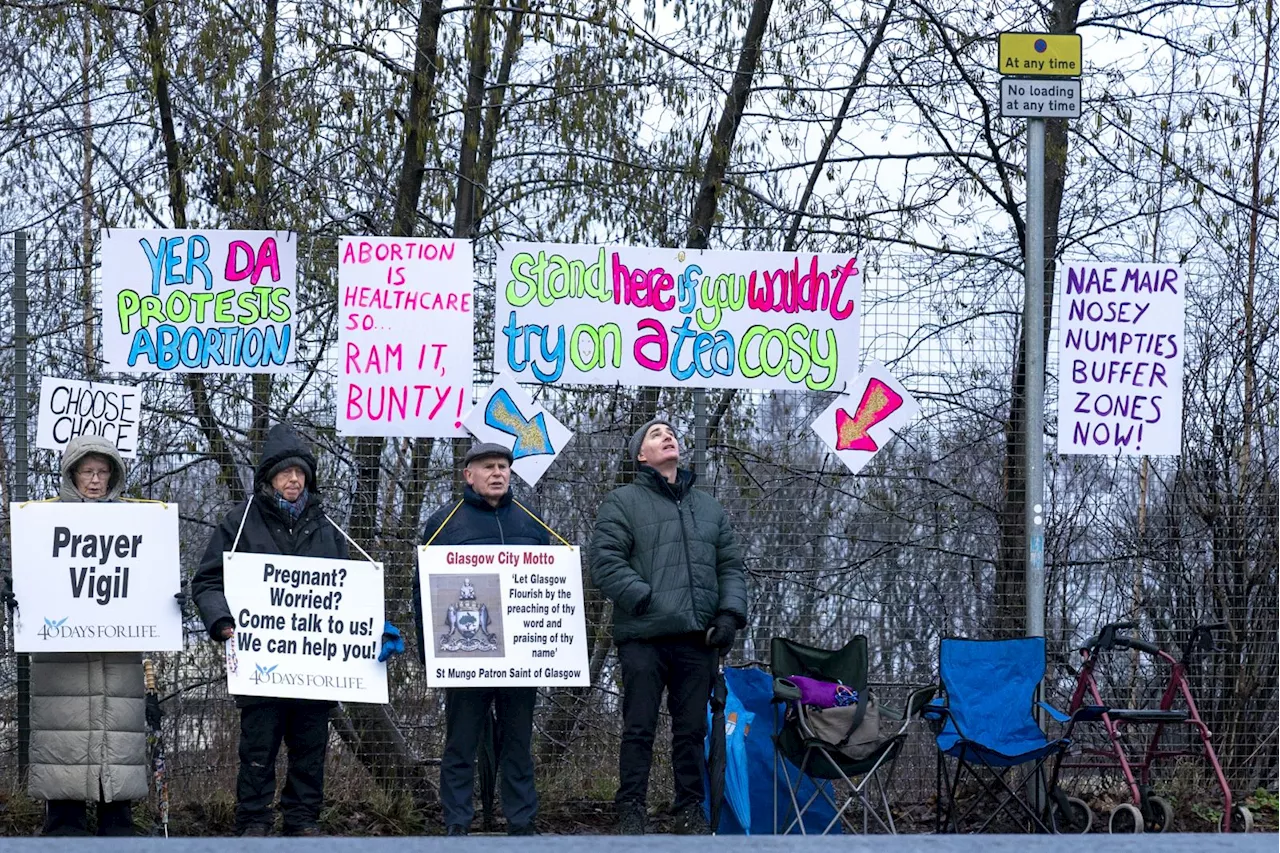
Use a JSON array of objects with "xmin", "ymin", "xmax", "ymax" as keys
[{"xmin": 24, "ymin": 436, "xmax": 172, "ymax": 835}]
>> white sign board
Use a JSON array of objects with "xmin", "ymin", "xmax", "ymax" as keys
[
  {"xmin": 37, "ymin": 376, "xmax": 141, "ymax": 458},
  {"xmin": 494, "ymin": 243, "xmax": 861, "ymax": 391},
  {"xmin": 100, "ymin": 229, "xmax": 298, "ymax": 373},
  {"xmin": 1057, "ymin": 262, "xmax": 1185, "ymax": 456},
  {"xmin": 10, "ymin": 502, "xmax": 182, "ymax": 652},
  {"xmin": 462, "ymin": 376, "xmax": 574, "ymax": 486},
  {"xmin": 999, "ymin": 78, "xmax": 1082, "ymax": 118},
  {"xmin": 418, "ymin": 545, "xmax": 589, "ymax": 688},
  {"xmin": 811, "ymin": 362, "xmax": 920, "ymax": 475},
  {"xmin": 337, "ymin": 237, "xmax": 473, "ymax": 437},
  {"xmin": 222, "ymin": 553, "xmax": 388, "ymax": 703}
]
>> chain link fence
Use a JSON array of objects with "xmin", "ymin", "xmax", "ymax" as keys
[{"xmin": 1, "ymin": 230, "xmax": 1275, "ymax": 834}]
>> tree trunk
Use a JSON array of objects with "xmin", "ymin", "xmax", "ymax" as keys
[
  {"xmin": 349, "ymin": 0, "xmax": 446, "ymax": 552},
  {"xmin": 141, "ymin": 0, "xmax": 245, "ymax": 504},
  {"xmin": 246, "ymin": 0, "xmax": 279, "ymax": 458},
  {"xmin": 709, "ymin": 0, "xmax": 893, "ymax": 446},
  {"xmin": 343, "ymin": 0, "xmax": 448, "ymax": 803}
]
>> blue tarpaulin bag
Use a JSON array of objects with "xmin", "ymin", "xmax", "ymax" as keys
[{"xmin": 704, "ymin": 666, "xmax": 840, "ymax": 834}]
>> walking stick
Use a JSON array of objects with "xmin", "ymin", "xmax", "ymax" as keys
[{"xmin": 143, "ymin": 660, "xmax": 170, "ymax": 837}]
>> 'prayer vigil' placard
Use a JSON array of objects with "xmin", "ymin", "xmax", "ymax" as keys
[
  {"xmin": 100, "ymin": 229, "xmax": 297, "ymax": 373},
  {"xmin": 223, "ymin": 553, "xmax": 388, "ymax": 703},
  {"xmin": 1056, "ymin": 262, "xmax": 1185, "ymax": 456},
  {"xmin": 9, "ymin": 502, "xmax": 182, "ymax": 652},
  {"xmin": 418, "ymin": 545, "xmax": 589, "ymax": 687},
  {"xmin": 494, "ymin": 243, "xmax": 861, "ymax": 390}
]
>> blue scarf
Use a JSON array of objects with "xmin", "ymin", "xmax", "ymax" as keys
[{"xmin": 276, "ymin": 490, "xmax": 308, "ymax": 521}]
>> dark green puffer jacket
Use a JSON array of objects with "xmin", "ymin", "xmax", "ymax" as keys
[{"xmin": 590, "ymin": 467, "xmax": 747, "ymax": 643}]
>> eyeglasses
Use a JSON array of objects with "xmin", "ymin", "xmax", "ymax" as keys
[{"xmin": 77, "ymin": 469, "xmax": 112, "ymax": 482}]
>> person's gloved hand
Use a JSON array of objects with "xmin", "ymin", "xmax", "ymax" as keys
[
  {"xmin": 705, "ymin": 611, "xmax": 738, "ymax": 650},
  {"xmin": 211, "ymin": 617, "xmax": 235, "ymax": 642},
  {"xmin": 145, "ymin": 693, "xmax": 163, "ymax": 730},
  {"xmin": 173, "ymin": 591, "xmax": 188, "ymax": 616},
  {"xmin": 1, "ymin": 575, "xmax": 17, "ymax": 611},
  {"xmin": 378, "ymin": 621, "xmax": 405, "ymax": 662}
]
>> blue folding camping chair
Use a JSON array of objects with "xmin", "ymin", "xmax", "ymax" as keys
[{"xmin": 933, "ymin": 637, "xmax": 1087, "ymax": 834}]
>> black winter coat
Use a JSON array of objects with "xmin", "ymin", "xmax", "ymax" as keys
[
  {"xmin": 412, "ymin": 486, "xmax": 550, "ymax": 664},
  {"xmin": 192, "ymin": 425, "xmax": 349, "ymax": 706},
  {"xmin": 590, "ymin": 466, "xmax": 747, "ymax": 643}
]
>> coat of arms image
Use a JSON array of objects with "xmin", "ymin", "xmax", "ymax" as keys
[{"xmin": 438, "ymin": 576, "xmax": 500, "ymax": 653}]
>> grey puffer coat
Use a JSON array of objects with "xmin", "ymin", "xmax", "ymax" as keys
[
  {"xmin": 29, "ymin": 435, "xmax": 148, "ymax": 803},
  {"xmin": 590, "ymin": 466, "xmax": 748, "ymax": 643}
]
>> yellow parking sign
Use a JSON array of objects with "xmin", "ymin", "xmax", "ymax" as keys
[{"xmin": 999, "ymin": 33, "xmax": 1082, "ymax": 77}]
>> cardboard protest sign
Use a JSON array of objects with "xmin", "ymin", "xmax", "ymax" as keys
[
  {"xmin": 1056, "ymin": 262, "xmax": 1185, "ymax": 456},
  {"xmin": 100, "ymin": 229, "xmax": 297, "ymax": 373},
  {"xmin": 337, "ymin": 237, "xmax": 473, "ymax": 437},
  {"xmin": 222, "ymin": 553, "xmax": 388, "ymax": 703},
  {"xmin": 462, "ymin": 376, "xmax": 574, "ymax": 486},
  {"xmin": 37, "ymin": 376, "xmax": 141, "ymax": 458},
  {"xmin": 811, "ymin": 361, "xmax": 919, "ymax": 475},
  {"xmin": 494, "ymin": 243, "xmax": 861, "ymax": 391},
  {"xmin": 9, "ymin": 502, "xmax": 182, "ymax": 652},
  {"xmin": 418, "ymin": 545, "xmax": 589, "ymax": 688}
]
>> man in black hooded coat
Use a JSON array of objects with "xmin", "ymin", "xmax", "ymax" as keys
[{"xmin": 193, "ymin": 423, "xmax": 348, "ymax": 837}]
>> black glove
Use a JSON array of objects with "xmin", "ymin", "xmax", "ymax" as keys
[
  {"xmin": 705, "ymin": 612, "xmax": 739, "ymax": 650},
  {"xmin": 145, "ymin": 693, "xmax": 163, "ymax": 729},
  {"xmin": 173, "ymin": 591, "xmax": 188, "ymax": 616},
  {"xmin": 1, "ymin": 576, "xmax": 16, "ymax": 611}
]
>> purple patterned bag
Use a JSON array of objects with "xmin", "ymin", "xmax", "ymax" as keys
[{"xmin": 782, "ymin": 675, "xmax": 859, "ymax": 709}]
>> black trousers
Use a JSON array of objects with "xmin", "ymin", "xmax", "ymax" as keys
[
  {"xmin": 441, "ymin": 686, "xmax": 538, "ymax": 830},
  {"xmin": 236, "ymin": 699, "xmax": 331, "ymax": 832},
  {"xmin": 616, "ymin": 633, "xmax": 717, "ymax": 810},
  {"xmin": 44, "ymin": 798, "xmax": 134, "ymax": 836}
]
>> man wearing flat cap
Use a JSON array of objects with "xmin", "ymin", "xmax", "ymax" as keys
[
  {"xmin": 414, "ymin": 442, "xmax": 550, "ymax": 836},
  {"xmin": 590, "ymin": 417, "xmax": 747, "ymax": 835}
]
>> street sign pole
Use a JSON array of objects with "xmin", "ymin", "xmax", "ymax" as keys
[
  {"xmin": 998, "ymin": 31, "xmax": 1080, "ymax": 643},
  {"xmin": 1025, "ymin": 118, "xmax": 1046, "ymax": 643}
]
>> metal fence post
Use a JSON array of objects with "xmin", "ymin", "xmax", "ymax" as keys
[{"xmin": 13, "ymin": 230, "xmax": 31, "ymax": 784}]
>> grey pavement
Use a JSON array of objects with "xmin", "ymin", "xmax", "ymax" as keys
[{"xmin": 0, "ymin": 835, "xmax": 1273, "ymax": 852}]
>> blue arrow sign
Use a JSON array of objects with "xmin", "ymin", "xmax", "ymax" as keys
[{"xmin": 484, "ymin": 388, "xmax": 554, "ymax": 459}]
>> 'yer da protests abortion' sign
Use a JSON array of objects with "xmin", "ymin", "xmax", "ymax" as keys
[
  {"xmin": 37, "ymin": 377, "xmax": 141, "ymax": 458},
  {"xmin": 9, "ymin": 502, "xmax": 182, "ymax": 652},
  {"xmin": 222, "ymin": 553, "xmax": 388, "ymax": 703},
  {"xmin": 337, "ymin": 237, "xmax": 473, "ymax": 437},
  {"xmin": 100, "ymin": 229, "xmax": 297, "ymax": 373},
  {"xmin": 494, "ymin": 243, "xmax": 861, "ymax": 391},
  {"xmin": 417, "ymin": 545, "xmax": 589, "ymax": 688},
  {"xmin": 1056, "ymin": 262, "xmax": 1185, "ymax": 456}
]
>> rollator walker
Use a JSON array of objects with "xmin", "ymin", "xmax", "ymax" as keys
[{"xmin": 1046, "ymin": 621, "xmax": 1253, "ymax": 833}]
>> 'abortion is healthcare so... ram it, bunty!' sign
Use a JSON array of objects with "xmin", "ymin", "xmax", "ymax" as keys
[
  {"xmin": 1056, "ymin": 261, "xmax": 1185, "ymax": 456},
  {"xmin": 9, "ymin": 502, "xmax": 183, "ymax": 652},
  {"xmin": 222, "ymin": 553, "xmax": 388, "ymax": 703},
  {"xmin": 418, "ymin": 545, "xmax": 589, "ymax": 688},
  {"xmin": 100, "ymin": 229, "xmax": 297, "ymax": 373},
  {"xmin": 494, "ymin": 243, "xmax": 862, "ymax": 391},
  {"xmin": 337, "ymin": 237, "xmax": 473, "ymax": 437}
]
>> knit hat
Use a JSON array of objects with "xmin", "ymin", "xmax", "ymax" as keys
[
  {"xmin": 463, "ymin": 442, "xmax": 514, "ymax": 466},
  {"xmin": 628, "ymin": 416, "xmax": 675, "ymax": 464},
  {"xmin": 266, "ymin": 455, "xmax": 314, "ymax": 484}
]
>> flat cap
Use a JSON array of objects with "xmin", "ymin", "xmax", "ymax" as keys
[{"xmin": 463, "ymin": 442, "xmax": 514, "ymax": 466}]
